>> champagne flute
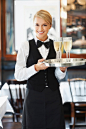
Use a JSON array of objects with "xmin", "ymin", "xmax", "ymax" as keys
[
  {"xmin": 54, "ymin": 37, "xmax": 62, "ymax": 60},
  {"xmin": 63, "ymin": 37, "xmax": 72, "ymax": 61}
]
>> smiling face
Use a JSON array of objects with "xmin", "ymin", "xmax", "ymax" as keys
[{"xmin": 33, "ymin": 17, "xmax": 51, "ymax": 41}]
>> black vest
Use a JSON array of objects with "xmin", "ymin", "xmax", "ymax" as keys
[{"xmin": 26, "ymin": 39, "xmax": 59, "ymax": 92}]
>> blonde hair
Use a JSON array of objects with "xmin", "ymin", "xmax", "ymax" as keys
[{"xmin": 33, "ymin": 10, "xmax": 52, "ymax": 25}]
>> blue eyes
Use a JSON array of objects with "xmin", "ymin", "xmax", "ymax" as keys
[{"xmin": 35, "ymin": 24, "xmax": 47, "ymax": 26}]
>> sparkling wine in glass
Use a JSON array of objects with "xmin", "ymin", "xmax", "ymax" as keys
[
  {"xmin": 63, "ymin": 37, "xmax": 72, "ymax": 60},
  {"xmin": 54, "ymin": 37, "xmax": 62, "ymax": 60}
]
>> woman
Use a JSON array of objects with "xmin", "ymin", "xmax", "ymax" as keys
[{"xmin": 15, "ymin": 9, "xmax": 67, "ymax": 129}]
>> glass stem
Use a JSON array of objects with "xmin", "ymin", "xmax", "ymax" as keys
[
  {"xmin": 69, "ymin": 51, "xmax": 70, "ymax": 58},
  {"xmin": 56, "ymin": 51, "xmax": 59, "ymax": 59},
  {"xmin": 56, "ymin": 51, "xmax": 61, "ymax": 60},
  {"xmin": 59, "ymin": 51, "xmax": 61, "ymax": 59},
  {"xmin": 66, "ymin": 51, "xmax": 68, "ymax": 58}
]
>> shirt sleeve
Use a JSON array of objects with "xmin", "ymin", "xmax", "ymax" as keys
[
  {"xmin": 14, "ymin": 41, "xmax": 38, "ymax": 81},
  {"xmin": 55, "ymin": 67, "xmax": 67, "ymax": 80}
]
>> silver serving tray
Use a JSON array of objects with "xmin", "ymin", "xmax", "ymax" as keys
[{"xmin": 43, "ymin": 58, "xmax": 86, "ymax": 67}]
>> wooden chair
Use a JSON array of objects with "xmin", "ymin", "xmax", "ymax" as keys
[
  {"xmin": 3, "ymin": 122, "xmax": 22, "ymax": 129},
  {"xmin": 7, "ymin": 79, "xmax": 27, "ymax": 122},
  {"xmin": 68, "ymin": 78, "xmax": 86, "ymax": 128}
]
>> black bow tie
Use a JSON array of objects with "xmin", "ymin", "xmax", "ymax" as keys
[{"xmin": 37, "ymin": 40, "xmax": 50, "ymax": 49}]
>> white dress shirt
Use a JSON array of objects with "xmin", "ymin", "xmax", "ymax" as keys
[{"xmin": 14, "ymin": 37, "xmax": 66, "ymax": 81}]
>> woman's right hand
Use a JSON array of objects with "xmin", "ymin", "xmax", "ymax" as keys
[{"xmin": 34, "ymin": 59, "xmax": 49, "ymax": 71}]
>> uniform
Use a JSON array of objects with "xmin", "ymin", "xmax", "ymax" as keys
[{"xmin": 22, "ymin": 39, "xmax": 65, "ymax": 129}]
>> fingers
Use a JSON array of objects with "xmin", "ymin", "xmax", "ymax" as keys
[
  {"xmin": 60, "ymin": 67, "xmax": 67, "ymax": 72},
  {"xmin": 35, "ymin": 58, "xmax": 48, "ymax": 71},
  {"xmin": 38, "ymin": 58, "xmax": 45, "ymax": 63},
  {"xmin": 38, "ymin": 58, "xmax": 46, "ymax": 65},
  {"xmin": 60, "ymin": 67, "xmax": 67, "ymax": 69}
]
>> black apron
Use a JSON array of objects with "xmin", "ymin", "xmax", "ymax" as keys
[{"xmin": 22, "ymin": 87, "xmax": 65, "ymax": 129}]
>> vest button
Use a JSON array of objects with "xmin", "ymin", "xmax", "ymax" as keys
[{"xmin": 45, "ymin": 85, "xmax": 48, "ymax": 87}]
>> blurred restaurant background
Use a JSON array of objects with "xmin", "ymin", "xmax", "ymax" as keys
[{"xmin": 0, "ymin": 0, "xmax": 86, "ymax": 129}]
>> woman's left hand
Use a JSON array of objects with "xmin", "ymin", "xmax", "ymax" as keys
[{"xmin": 60, "ymin": 67, "xmax": 67, "ymax": 73}]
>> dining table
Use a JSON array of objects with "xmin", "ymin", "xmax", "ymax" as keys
[
  {"xmin": 0, "ymin": 94, "xmax": 14, "ymax": 129},
  {"xmin": 1, "ymin": 83, "xmax": 26, "ymax": 100},
  {"xmin": 1, "ymin": 81, "xmax": 72, "ymax": 104},
  {"xmin": 1, "ymin": 81, "xmax": 86, "ymax": 104}
]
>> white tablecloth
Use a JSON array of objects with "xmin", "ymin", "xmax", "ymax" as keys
[
  {"xmin": 1, "ymin": 83, "xmax": 26, "ymax": 99},
  {"xmin": 60, "ymin": 81, "xmax": 86, "ymax": 104},
  {"xmin": 0, "ymin": 95, "xmax": 14, "ymax": 128},
  {"xmin": 60, "ymin": 82, "xmax": 72, "ymax": 104}
]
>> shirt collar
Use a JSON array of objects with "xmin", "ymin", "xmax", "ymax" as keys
[{"xmin": 34, "ymin": 35, "xmax": 50, "ymax": 45}]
